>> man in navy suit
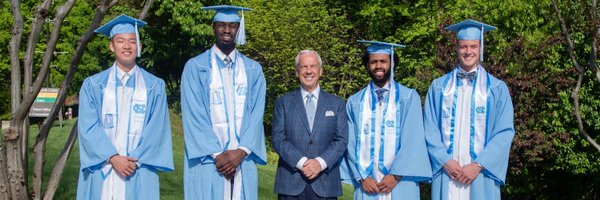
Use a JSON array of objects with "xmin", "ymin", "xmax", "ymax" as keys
[{"xmin": 272, "ymin": 50, "xmax": 349, "ymax": 199}]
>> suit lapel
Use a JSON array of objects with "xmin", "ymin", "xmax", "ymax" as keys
[
  {"xmin": 310, "ymin": 90, "xmax": 327, "ymax": 136},
  {"xmin": 292, "ymin": 90, "xmax": 311, "ymax": 134}
]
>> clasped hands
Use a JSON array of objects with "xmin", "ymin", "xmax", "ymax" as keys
[
  {"xmin": 215, "ymin": 149, "xmax": 247, "ymax": 180},
  {"xmin": 301, "ymin": 159, "xmax": 323, "ymax": 180},
  {"xmin": 109, "ymin": 155, "xmax": 138, "ymax": 177},
  {"xmin": 444, "ymin": 159, "xmax": 482, "ymax": 185},
  {"xmin": 361, "ymin": 175, "xmax": 399, "ymax": 194}
]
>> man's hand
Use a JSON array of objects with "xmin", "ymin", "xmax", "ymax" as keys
[
  {"xmin": 215, "ymin": 149, "xmax": 247, "ymax": 179},
  {"xmin": 215, "ymin": 153, "xmax": 227, "ymax": 170},
  {"xmin": 109, "ymin": 155, "xmax": 138, "ymax": 177},
  {"xmin": 360, "ymin": 177, "xmax": 380, "ymax": 194},
  {"xmin": 376, "ymin": 175, "xmax": 399, "ymax": 193},
  {"xmin": 215, "ymin": 153, "xmax": 233, "ymax": 179},
  {"xmin": 444, "ymin": 159, "xmax": 464, "ymax": 181},
  {"xmin": 458, "ymin": 162, "xmax": 482, "ymax": 185},
  {"xmin": 301, "ymin": 159, "xmax": 322, "ymax": 180}
]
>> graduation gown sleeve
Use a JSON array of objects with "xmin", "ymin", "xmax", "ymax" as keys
[
  {"xmin": 128, "ymin": 78, "xmax": 174, "ymax": 172},
  {"xmin": 181, "ymin": 55, "xmax": 267, "ymax": 165},
  {"xmin": 237, "ymin": 59, "xmax": 267, "ymax": 165},
  {"xmin": 78, "ymin": 77, "xmax": 119, "ymax": 172},
  {"xmin": 340, "ymin": 90, "xmax": 364, "ymax": 183},
  {"xmin": 473, "ymin": 81, "xmax": 514, "ymax": 184},
  {"xmin": 389, "ymin": 89, "xmax": 432, "ymax": 181},
  {"xmin": 181, "ymin": 57, "xmax": 223, "ymax": 164},
  {"xmin": 424, "ymin": 81, "xmax": 453, "ymax": 176},
  {"xmin": 77, "ymin": 69, "xmax": 173, "ymax": 200}
]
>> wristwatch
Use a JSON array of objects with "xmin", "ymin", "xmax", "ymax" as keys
[{"xmin": 393, "ymin": 175, "xmax": 402, "ymax": 181}]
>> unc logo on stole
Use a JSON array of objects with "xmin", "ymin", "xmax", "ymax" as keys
[
  {"xmin": 103, "ymin": 113, "xmax": 115, "ymax": 128},
  {"xmin": 236, "ymin": 86, "xmax": 247, "ymax": 96},
  {"xmin": 476, "ymin": 106, "xmax": 485, "ymax": 114},
  {"xmin": 386, "ymin": 120, "xmax": 395, "ymax": 128},
  {"xmin": 211, "ymin": 90, "xmax": 224, "ymax": 105},
  {"xmin": 133, "ymin": 104, "xmax": 146, "ymax": 114},
  {"xmin": 363, "ymin": 124, "xmax": 370, "ymax": 135},
  {"xmin": 443, "ymin": 108, "xmax": 451, "ymax": 118}
]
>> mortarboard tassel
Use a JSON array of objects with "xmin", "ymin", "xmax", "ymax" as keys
[
  {"xmin": 480, "ymin": 24, "xmax": 484, "ymax": 62},
  {"xmin": 390, "ymin": 45, "xmax": 395, "ymax": 81},
  {"xmin": 135, "ymin": 21, "xmax": 141, "ymax": 57},
  {"xmin": 236, "ymin": 10, "xmax": 247, "ymax": 45}
]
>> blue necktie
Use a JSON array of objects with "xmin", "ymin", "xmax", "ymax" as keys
[
  {"xmin": 375, "ymin": 89, "xmax": 387, "ymax": 105},
  {"xmin": 457, "ymin": 71, "xmax": 476, "ymax": 82},
  {"xmin": 305, "ymin": 93, "xmax": 316, "ymax": 131},
  {"xmin": 224, "ymin": 56, "xmax": 232, "ymax": 72}
]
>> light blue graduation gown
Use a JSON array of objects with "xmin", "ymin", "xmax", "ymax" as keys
[
  {"xmin": 423, "ymin": 71, "xmax": 514, "ymax": 200},
  {"xmin": 181, "ymin": 49, "xmax": 267, "ymax": 200},
  {"xmin": 77, "ymin": 67, "xmax": 174, "ymax": 200},
  {"xmin": 341, "ymin": 82, "xmax": 432, "ymax": 200}
]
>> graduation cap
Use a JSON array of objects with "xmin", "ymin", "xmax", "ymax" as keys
[
  {"xmin": 203, "ymin": 5, "xmax": 253, "ymax": 46},
  {"xmin": 445, "ymin": 19, "xmax": 497, "ymax": 61},
  {"xmin": 358, "ymin": 40, "xmax": 406, "ymax": 81},
  {"xmin": 95, "ymin": 14, "xmax": 147, "ymax": 57}
]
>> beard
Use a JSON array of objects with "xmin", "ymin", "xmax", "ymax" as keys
[
  {"xmin": 368, "ymin": 69, "xmax": 391, "ymax": 86},
  {"xmin": 216, "ymin": 37, "xmax": 236, "ymax": 51}
]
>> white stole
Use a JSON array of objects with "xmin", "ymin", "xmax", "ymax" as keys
[
  {"xmin": 356, "ymin": 81, "xmax": 400, "ymax": 178},
  {"xmin": 100, "ymin": 64, "xmax": 147, "ymax": 200},
  {"xmin": 209, "ymin": 46, "xmax": 247, "ymax": 200},
  {"xmin": 440, "ymin": 65, "xmax": 489, "ymax": 159}
]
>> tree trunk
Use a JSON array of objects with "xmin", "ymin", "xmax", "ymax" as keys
[
  {"xmin": 28, "ymin": 0, "xmax": 76, "ymax": 199},
  {"xmin": 590, "ymin": 0, "xmax": 600, "ymax": 83},
  {"xmin": 42, "ymin": 121, "xmax": 78, "ymax": 200},
  {"xmin": 138, "ymin": 0, "xmax": 155, "ymax": 20},
  {"xmin": 34, "ymin": 0, "xmax": 120, "ymax": 199},
  {"xmin": 38, "ymin": 0, "xmax": 151, "ymax": 198},
  {"xmin": 7, "ymin": 0, "xmax": 28, "ymax": 199},
  {"xmin": 20, "ymin": 119, "xmax": 29, "ymax": 192},
  {"xmin": 552, "ymin": 0, "xmax": 600, "ymax": 153},
  {"xmin": 23, "ymin": 1, "xmax": 53, "ymax": 187},
  {"xmin": 571, "ymin": 74, "xmax": 600, "ymax": 152},
  {"xmin": 5, "ymin": 123, "xmax": 27, "ymax": 199},
  {"xmin": 9, "ymin": 0, "xmax": 23, "ymax": 125},
  {"xmin": 0, "ymin": 134, "xmax": 11, "ymax": 199},
  {"xmin": 7, "ymin": 0, "xmax": 157, "ymax": 198}
]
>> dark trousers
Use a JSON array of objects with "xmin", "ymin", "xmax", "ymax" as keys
[{"xmin": 278, "ymin": 184, "xmax": 337, "ymax": 200}]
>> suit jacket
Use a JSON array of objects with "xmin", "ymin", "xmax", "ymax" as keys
[{"xmin": 272, "ymin": 89, "xmax": 348, "ymax": 197}]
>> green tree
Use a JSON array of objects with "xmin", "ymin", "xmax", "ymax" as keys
[
  {"xmin": 3, "ymin": 1, "xmax": 155, "ymax": 199},
  {"xmin": 244, "ymin": 0, "xmax": 364, "ymax": 131},
  {"xmin": 140, "ymin": 0, "xmax": 220, "ymax": 99},
  {"xmin": 338, "ymin": 0, "xmax": 599, "ymax": 198},
  {"xmin": 0, "ymin": 1, "xmax": 14, "ymax": 119}
]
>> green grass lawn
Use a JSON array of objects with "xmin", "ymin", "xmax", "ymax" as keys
[{"xmin": 30, "ymin": 112, "xmax": 354, "ymax": 199}]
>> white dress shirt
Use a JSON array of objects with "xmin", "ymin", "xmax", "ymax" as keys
[{"xmin": 295, "ymin": 85, "xmax": 328, "ymax": 171}]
